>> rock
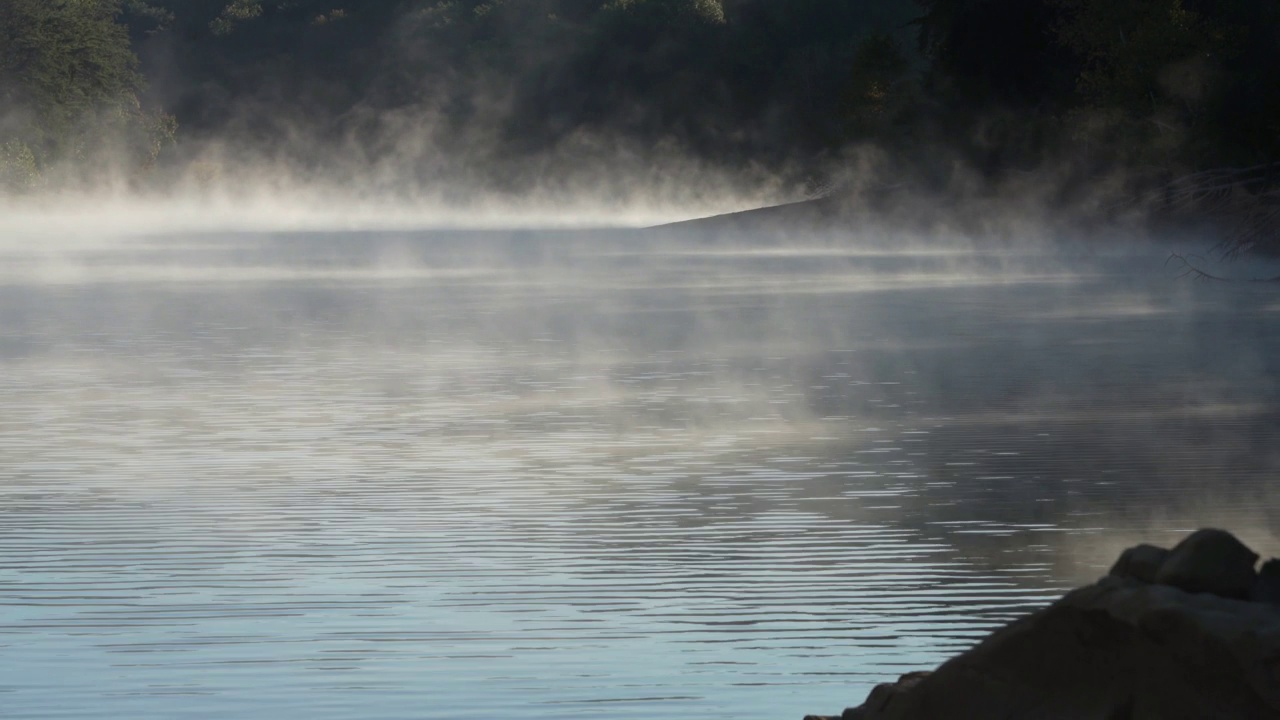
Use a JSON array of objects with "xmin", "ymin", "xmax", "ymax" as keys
[
  {"xmin": 1109, "ymin": 544, "xmax": 1170, "ymax": 583},
  {"xmin": 841, "ymin": 672, "xmax": 930, "ymax": 719},
  {"xmin": 1153, "ymin": 528, "xmax": 1259, "ymax": 599},
  {"xmin": 806, "ymin": 530, "xmax": 1280, "ymax": 720},
  {"xmin": 834, "ymin": 577, "xmax": 1280, "ymax": 719},
  {"xmin": 1252, "ymin": 560, "xmax": 1280, "ymax": 605}
]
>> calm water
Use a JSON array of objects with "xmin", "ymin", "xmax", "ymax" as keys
[{"xmin": 2, "ymin": 226, "xmax": 1279, "ymax": 719}]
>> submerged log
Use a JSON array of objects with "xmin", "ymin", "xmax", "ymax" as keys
[{"xmin": 804, "ymin": 529, "xmax": 1280, "ymax": 720}]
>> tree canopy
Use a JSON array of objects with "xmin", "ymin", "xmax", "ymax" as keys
[
  {"xmin": 0, "ymin": 0, "xmax": 173, "ymax": 189},
  {"xmin": 2, "ymin": 0, "xmax": 1278, "ymax": 239}
]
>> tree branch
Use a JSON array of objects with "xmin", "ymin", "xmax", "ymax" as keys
[{"xmin": 1166, "ymin": 253, "xmax": 1280, "ymax": 283}]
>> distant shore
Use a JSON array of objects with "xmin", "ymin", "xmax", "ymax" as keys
[{"xmin": 650, "ymin": 185, "xmax": 1272, "ymax": 262}]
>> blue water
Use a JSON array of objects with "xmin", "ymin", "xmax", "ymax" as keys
[{"xmin": 2, "ymin": 227, "xmax": 1278, "ymax": 718}]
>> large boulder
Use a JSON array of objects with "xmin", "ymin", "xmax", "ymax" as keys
[
  {"xmin": 1154, "ymin": 528, "xmax": 1259, "ymax": 599},
  {"xmin": 832, "ymin": 672, "xmax": 930, "ymax": 720},
  {"xmin": 806, "ymin": 530, "xmax": 1280, "ymax": 720},
  {"xmin": 1254, "ymin": 560, "xmax": 1280, "ymax": 606},
  {"xmin": 1109, "ymin": 543, "xmax": 1170, "ymax": 583},
  {"xmin": 831, "ymin": 578, "xmax": 1280, "ymax": 719}
]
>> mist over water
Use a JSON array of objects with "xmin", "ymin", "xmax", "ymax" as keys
[
  {"xmin": 2, "ymin": 223, "xmax": 1280, "ymax": 719},
  {"xmin": 6, "ymin": 0, "xmax": 1279, "ymax": 713}
]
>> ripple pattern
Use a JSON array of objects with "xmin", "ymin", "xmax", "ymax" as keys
[{"xmin": 2, "ymin": 230, "xmax": 1278, "ymax": 719}]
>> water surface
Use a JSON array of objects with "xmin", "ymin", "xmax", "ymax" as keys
[{"xmin": 2, "ymin": 227, "xmax": 1279, "ymax": 719}]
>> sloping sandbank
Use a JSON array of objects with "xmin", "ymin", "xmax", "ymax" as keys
[
  {"xmin": 655, "ymin": 196, "xmax": 847, "ymax": 234},
  {"xmin": 652, "ymin": 189, "xmax": 1232, "ymax": 250},
  {"xmin": 804, "ymin": 529, "xmax": 1280, "ymax": 720}
]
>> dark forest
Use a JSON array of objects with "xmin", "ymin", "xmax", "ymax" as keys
[{"xmin": 3, "ymin": 0, "xmax": 1279, "ymax": 247}]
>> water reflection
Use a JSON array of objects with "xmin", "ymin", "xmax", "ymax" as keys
[{"xmin": 1, "ymin": 228, "xmax": 1278, "ymax": 718}]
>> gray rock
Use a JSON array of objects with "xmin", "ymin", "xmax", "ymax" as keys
[
  {"xmin": 1109, "ymin": 544, "xmax": 1170, "ymax": 583},
  {"xmin": 1252, "ymin": 559, "xmax": 1280, "ymax": 605},
  {"xmin": 1153, "ymin": 528, "xmax": 1258, "ymax": 599}
]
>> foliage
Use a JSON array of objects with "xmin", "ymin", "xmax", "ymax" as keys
[
  {"xmin": 841, "ymin": 33, "xmax": 912, "ymax": 139},
  {"xmin": 1080, "ymin": 0, "xmax": 1280, "ymax": 167},
  {"xmin": 102, "ymin": 0, "xmax": 919, "ymax": 165},
  {"xmin": 5, "ymin": 0, "xmax": 1279, "ymax": 225},
  {"xmin": 912, "ymin": 0, "xmax": 1280, "ymax": 175},
  {"xmin": 601, "ymin": 0, "xmax": 725, "ymax": 27},
  {"xmin": 914, "ymin": 0, "xmax": 1078, "ymax": 106},
  {"xmin": 0, "ymin": 139, "xmax": 39, "ymax": 191},
  {"xmin": 210, "ymin": 0, "xmax": 265, "ymax": 36},
  {"xmin": 0, "ymin": 0, "xmax": 174, "ymax": 188}
]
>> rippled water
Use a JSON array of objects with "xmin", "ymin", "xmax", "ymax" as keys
[{"xmin": 2, "ymin": 226, "xmax": 1279, "ymax": 719}]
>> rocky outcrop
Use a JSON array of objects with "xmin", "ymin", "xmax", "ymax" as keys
[
  {"xmin": 1108, "ymin": 543, "xmax": 1169, "ymax": 584},
  {"xmin": 1152, "ymin": 528, "xmax": 1259, "ymax": 599},
  {"xmin": 1255, "ymin": 560, "xmax": 1280, "ymax": 605},
  {"xmin": 804, "ymin": 529, "xmax": 1280, "ymax": 720}
]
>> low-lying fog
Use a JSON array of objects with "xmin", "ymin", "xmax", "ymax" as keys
[{"xmin": 3, "ymin": 219, "xmax": 1279, "ymax": 719}]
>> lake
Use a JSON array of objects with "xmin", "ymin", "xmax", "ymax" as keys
[{"xmin": 2, "ymin": 224, "xmax": 1279, "ymax": 719}]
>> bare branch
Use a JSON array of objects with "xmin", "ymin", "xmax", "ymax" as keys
[{"xmin": 1167, "ymin": 253, "xmax": 1280, "ymax": 283}]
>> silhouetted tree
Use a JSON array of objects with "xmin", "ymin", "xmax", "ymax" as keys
[{"xmin": 914, "ymin": 0, "xmax": 1077, "ymax": 107}]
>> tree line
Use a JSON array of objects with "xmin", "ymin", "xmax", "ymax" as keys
[{"xmin": 3, "ymin": 0, "xmax": 1278, "ymax": 240}]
